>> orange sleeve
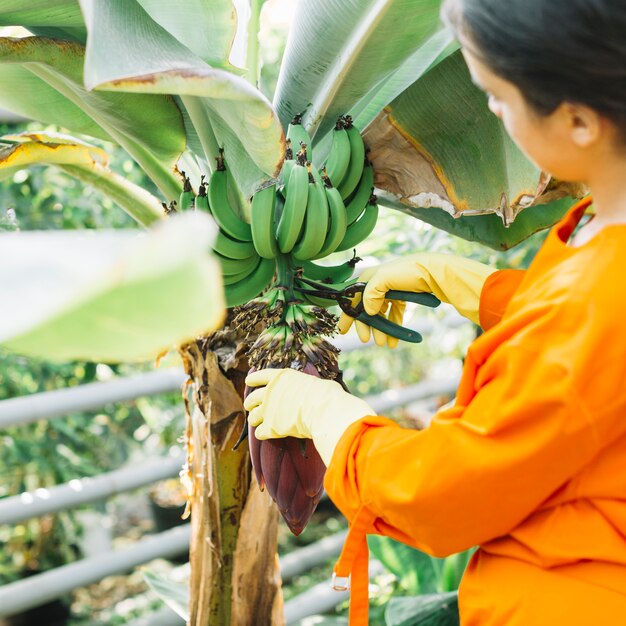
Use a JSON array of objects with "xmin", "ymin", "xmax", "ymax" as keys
[
  {"xmin": 324, "ymin": 300, "xmax": 615, "ymax": 558},
  {"xmin": 479, "ymin": 269, "xmax": 526, "ymax": 330}
]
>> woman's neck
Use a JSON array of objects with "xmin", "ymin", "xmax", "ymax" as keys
[{"xmin": 585, "ymin": 149, "xmax": 626, "ymax": 225}]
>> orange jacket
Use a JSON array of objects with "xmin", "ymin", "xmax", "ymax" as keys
[{"xmin": 324, "ymin": 197, "xmax": 626, "ymax": 625}]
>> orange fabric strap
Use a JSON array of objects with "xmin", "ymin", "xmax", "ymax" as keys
[{"xmin": 332, "ymin": 505, "xmax": 378, "ymax": 626}]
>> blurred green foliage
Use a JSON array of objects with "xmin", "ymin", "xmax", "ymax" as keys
[{"xmin": 0, "ymin": 121, "xmax": 185, "ymax": 589}]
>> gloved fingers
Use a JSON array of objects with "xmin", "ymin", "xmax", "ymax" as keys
[
  {"xmin": 337, "ymin": 312, "xmax": 355, "ymax": 335},
  {"xmin": 362, "ymin": 273, "xmax": 396, "ymax": 316},
  {"xmin": 355, "ymin": 320, "xmax": 372, "ymax": 343},
  {"xmin": 245, "ymin": 367, "xmax": 282, "ymax": 388},
  {"xmin": 247, "ymin": 407, "xmax": 265, "ymax": 430},
  {"xmin": 386, "ymin": 300, "xmax": 406, "ymax": 349},
  {"xmin": 243, "ymin": 386, "xmax": 266, "ymax": 415}
]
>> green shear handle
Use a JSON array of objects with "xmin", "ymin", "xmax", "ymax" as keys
[
  {"xmin": 295, "ymin": 278, "xmax": 441, "ymax": 344},
  {"xmin": 349, "ymin": 288, "xmax": 441, "ymax": 344}
]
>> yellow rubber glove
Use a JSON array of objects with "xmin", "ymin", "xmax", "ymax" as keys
[
  {"xmin": 338, "ymin": 253, "xmax": 497, "ymax": 347},
  {"xmin": 244, "ymin": 368, "xmax": 376, "ymax": 466}
]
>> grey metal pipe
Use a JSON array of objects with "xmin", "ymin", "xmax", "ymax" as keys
[
  {"xmin": 0, "ymin": 454, "xmax": 185, "ymax": 525},
  {"xmin": 0, "ymin": 369, "xmax": 186, "ymax": 429},
  {"xmin": 284, "ymin": 560, "xmax": 385, "ymax": 624},
  {"xmin": 279, "ymin": 530, "xmax": 348, "ymax": 581},
  {"xmin": 0, "ymin": 524, "xmax": 191, "ymax": 618},
  {"xmin": 366, "ymin": 377, "xmax": 459, "ymax": 414}
]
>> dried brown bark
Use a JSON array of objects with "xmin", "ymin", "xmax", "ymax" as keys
[{"xmin": 179, "ymin": 323, "xmax": 284, "ymax": 626}]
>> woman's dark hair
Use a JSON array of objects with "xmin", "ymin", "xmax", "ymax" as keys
[{"xmin": 441, "ymin": 0, "xmax": 626, "ymax": 141}]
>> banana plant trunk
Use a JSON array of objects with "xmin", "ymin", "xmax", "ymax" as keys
[{"xmin": 179, "ymin": 324, "xmax": 285, "ymax": 626}]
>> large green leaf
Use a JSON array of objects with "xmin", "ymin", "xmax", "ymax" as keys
[
  {"xmin": 0, "ymin": 0, "xmax": 86, "ymax": 42},
  {"xmin": 369, "ymin": 536, "xmax": 442, "ymax": 595},
  {"xmin": 143, "ymin": 569, "xmax": 189, "ymax": 621},
  {"xmin": 0, "ymin": 64, "xmax": 112, "ymax": 143},
  {"xmin": 351, "ymin": 29, "xmax": 458, "ymax": 133},
  {"xmin": 273, "ymin": 0, "xmax": 443, "ymax": 140},
  {"xmin": 385, "ymin": 593, "xmax": 459, "ymax": 626},
  {"xmin": 79, "ymin": 0, "xmax": 285, "ymax": 200},
  {"xmin": 0, "ymin": 36, "xmax": 185, "ymax": 200},
  {"xmin": 366, "ymin": 51, "xmax": 577, "ymax": 248},
  {"xmin": 0, "ymin": 131, "xmax": 164, "ymax": 225},
  {"xmin": 0, "ymin": 212, "xmax": 225, "ymax": 362},
  {"xmin": 134, "ymin": 0, "xmax": 237, "ymax": 68}
]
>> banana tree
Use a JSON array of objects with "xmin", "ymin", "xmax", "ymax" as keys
[{"xmin": 0, "ymin": 1, "xmax": 581, "ymax": 624}]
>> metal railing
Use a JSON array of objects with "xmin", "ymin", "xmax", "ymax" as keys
[{"xmin": 0, "ymin": 316, "xmax": 464, "ymax": 624}]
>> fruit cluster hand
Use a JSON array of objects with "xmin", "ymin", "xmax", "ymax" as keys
[
  {"xmin": 244, "ymin": 368, "xmax": 376, "ymax": 466},
  {"xmin": 339, "ymin": 253, "xmax": 497, "ymax": 347}
]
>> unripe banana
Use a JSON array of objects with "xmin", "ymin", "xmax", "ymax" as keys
[
  {"xmin": 250, "ymin": 182, "xmax": 279, "ymax": 259},
  {"xmin": 287, "ymin": 113, "xmax": 313, "ymax": 163},
  {"xmin": 276, "ymin": 163, "xmax": 309, "ymax": 253},
  {"xmin": 216, "ymin": 252, "xmax": 260, "ymax": 276},
  {"xmin": 178, "ymin": 171, "xmax": 195, "ymax": 211},
  {"xmin": 324, "ymin": 118, "xmax": 351, "ymax": 187},
  {"xmin": 345, "ymin": 164, "xmax": 374, "ymax": 224},
  {"xmin": 208, "ymin": 150, "xmax": 253, "ymax": 242},
  {"xmin": 222, "ymin": 258, "xmax": 261, "ymax": 285},
  {"xmin": 293, "ymin": 174, "xmax": 329, "ymax": 261},
  {"xmin": 335, "ymin": 195, "xmax": 379, "ymax": 252},
  {"xmin": 337, "ymin": 117, "xmax": 366, "ymax": 200},
  {"xmin": 213, "ymin": 229, "xmax": 256, "ymax": 260},
  {"xmin": 299, "ymin": 259, "xmax": 356, "ymax": 284},
  {"xmin": 313, "ymin": 179, "xmax": 348, "ymax": 259},
  {"xmin": 225, "ymin": 257, "xmax": 276, "ymax": 308}
]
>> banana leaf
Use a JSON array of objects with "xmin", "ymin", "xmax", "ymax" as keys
[
  {"xmin": 134, "ymin": 0, "xmax": 237, "ymax": 69},
  {"xmin": 0, "ymin": 131, "xmax": 164, "ymax": 225},
  {"xmin": 385, "ymin": 593, "xmax": 459, "ymax": 626},
  {"xmin": 0, "ymin": 36, "xmax": 185, "ymax": 200},
  {"xmin": 273, "ymin": 0, "xmax": 444, "ymax": 141},
  {"xmin": 367, "ymin": 51, "xmax": 577, "ymax": 249},
  {"xmin": 79, "ymin": 0, "xmax": 285, "ymax": 203},
  {"xmin": 0, "ymin": 212, "xmax": 225, "ymax": 362},
  {"xmin": 0, "ymin": 0, "xmax": 86, "ymax": 42}
]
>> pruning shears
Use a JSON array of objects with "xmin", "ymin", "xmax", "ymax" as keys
[{"xmin": 296, "ymin": 278, "xmax": 441, "ymax": 344}]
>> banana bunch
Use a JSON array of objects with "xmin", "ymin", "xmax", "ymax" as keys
[
  {"xmin": 168, "ymin": 114, "xmax": 378, "ymax": 313},
  {"xmin": 247, "ymin": 114, "xmax": 378, "ymax": 283}
]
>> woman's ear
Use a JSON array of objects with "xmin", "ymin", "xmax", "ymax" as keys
[{"xmin": 559, "ymin": 103, "xmax": 602, "ymax": 147}]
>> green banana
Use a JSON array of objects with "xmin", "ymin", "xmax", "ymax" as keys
[
  {"xmin": 216, "ymin": 252, "xmax": 260, "ymax": 276},
  {"xmin": 213, "ymin": 229, "xmax": 256, "ymax": 260},
  {"xmin": 222, "ymin": 257, "xmax": 262, "ymax": 285},
  {"xmin": 337, "ymin": 117, "xmax": 366, "ymax": 201},
  {"xmin": 287, "ymin": 113, "xmax": 313, "ymax": 163},
  {"xmin": 178, "ymin": 171, "xmax": 195, "ymax": 211},
  {"xmin": 324, "ymin": 118, "xmax": 351, "ymax": 187},
  {"xmin": 281, "ymin": 156, "xmax": 296, "ymax": 186},
  {"xmin": 225, "ymin": 257, "xmax": 276, "ymax": 308},
  {"xmin": 276, "ymin": 163, "xmax": 309, "ymax": 253},
  {"xmin": 195, "ymin": 176, "xmax": 210, "ymax": 213},
  {"xmin": 299, "ymin": 259, "xmax": 356, "ymax": 284},
  {"xmin": 293, "ymin": 174, "xmax": 329, "ymax": 261},
  {"xmin": 335, "ymin": 195, "xmax": 379, "ymax": 253},
  {"xmin": 345, "ymin": 164, "xmax": 374, "ymax": 224},
  {"xmin": 250, "ymin": 182, "xmax": 279, "ymax": 259},
  {"xmin": 208, "ymin": 151, "xmax": 253, "ymax": 242},
  {"xmin": 314, "ymin": 180, "xmax": 348, "ymax": 258}
]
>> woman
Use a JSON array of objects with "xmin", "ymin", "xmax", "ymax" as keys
[{"xmin": 245, "ymin": 0, "xmax": 626, "ymax": 623}]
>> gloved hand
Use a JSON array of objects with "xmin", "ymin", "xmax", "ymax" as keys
[
  {"xmin": 338, "ymin": 253, "xmax": 497, "ymax": 347},
  {"xmin": 244, "ymin": 368, "xmax": 376, "ymax": 466}
]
